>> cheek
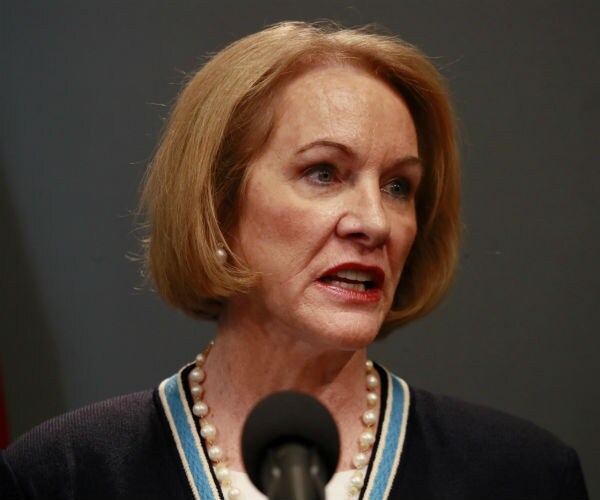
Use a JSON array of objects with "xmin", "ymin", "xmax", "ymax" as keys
[
  {"xmin": 235, "ymin": 194, "xmax": 330, "ymax": 270},
  {"xmin": 389, "ymin": 216, "xmax": 418, "ymax": 279}
]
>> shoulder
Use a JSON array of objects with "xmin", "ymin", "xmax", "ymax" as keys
[
  {"xmin": 1, "ymin": 390, "xmax": 191, "ymax": 500},
  {"xmin": 397, "ymin": 384, "xmax": 588, "ymax": 499},
  {"xmin": 5, "ymin": 390, "xmax": 158, "ymax": 462},
  {"xmin": 409, "ymin": 386, "xmax": 564, "ymax": 453}
]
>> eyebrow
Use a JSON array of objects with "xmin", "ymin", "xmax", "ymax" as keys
[
  {"xmin": 296, "ymin": 139, "xmax": 354, "ymax": 156},
  {"xmin": 295, "ymin": 139, "xmax": 423, "ymax": 168}
]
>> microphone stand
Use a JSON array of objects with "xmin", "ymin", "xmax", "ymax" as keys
[{"xmin": 261, "ymin": 442, "xmax": 327, "ymax": 500}]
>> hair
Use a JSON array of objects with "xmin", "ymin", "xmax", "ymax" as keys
[{"xmin": 139, "ymin": 21, "xmax": 461, "ymax": 336}]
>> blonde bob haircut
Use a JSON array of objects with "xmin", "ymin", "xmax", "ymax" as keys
[{"xmin": 140, "ymin": 21, "xmax": 460, "ymax": 336}]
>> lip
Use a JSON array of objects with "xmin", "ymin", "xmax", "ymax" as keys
[{"xmin": 314, "ymin": 262, "xmax": 385, "ymax": 303}]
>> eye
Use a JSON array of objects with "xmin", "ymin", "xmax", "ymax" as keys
[
  {"xmin": 383, "ymin": 177, "xmax": 412, "ymax": 199},
  {"xmin": 305, "ymin": 164, "xmax": 337, "ymax": 184}
]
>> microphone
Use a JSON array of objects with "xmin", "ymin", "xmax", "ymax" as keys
[{"xmin": 241, "ymin": 391, "xmax": 340, "ymax": 500}]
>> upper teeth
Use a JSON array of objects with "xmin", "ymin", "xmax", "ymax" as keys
[{"xmin": 334, "ymin": 270, "xmax": 373, "ymax": 282}]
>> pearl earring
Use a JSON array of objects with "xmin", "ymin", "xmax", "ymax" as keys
[{"xmin": 216, "ymin": 246, "xmax": 227, "ymax": 265}]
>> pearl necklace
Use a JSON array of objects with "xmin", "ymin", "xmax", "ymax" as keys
[{"xmin": 188, "ymin": 341, "xmax": 380, "ymax": 500}]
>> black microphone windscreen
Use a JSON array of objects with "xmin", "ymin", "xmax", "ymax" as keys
[{"xmin": 241, "ymin": 391, "xmax": 340, "ymax": 493}]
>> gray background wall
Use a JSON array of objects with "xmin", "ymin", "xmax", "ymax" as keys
[{"xmin": 1, "ymin": 1, "xmax": 598, "ymax": 496}]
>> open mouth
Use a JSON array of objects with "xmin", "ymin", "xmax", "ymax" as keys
[{"xmin": 318, "ymin": 268, "xmax": 383, "ymax": 292}]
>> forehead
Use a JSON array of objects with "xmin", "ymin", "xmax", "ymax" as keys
[{"xmin": 267, "ymin": 63, "xmax": 418, "ymax": 156}]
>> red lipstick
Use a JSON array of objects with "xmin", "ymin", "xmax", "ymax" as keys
[{"xmin": 315, "ymin": 263, "xmax": 385, "ymax": 303}]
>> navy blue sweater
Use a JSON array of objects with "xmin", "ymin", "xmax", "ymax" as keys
[{"xmin": 0, "ymin": 366, "xmax": 587, "ymax": 499}]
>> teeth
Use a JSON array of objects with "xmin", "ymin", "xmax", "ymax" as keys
[
  {"xmin": 328, "ymin": 279, "xmax": 366, "ymax": 292},
  {"xmin": 335, "ymin": 270, "xmax": 373, "ymax": 282}
]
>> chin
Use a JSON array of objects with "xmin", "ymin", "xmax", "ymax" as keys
[{"xmin": 302, "ymin": 313, "xmax": 383, "ymax": 352}]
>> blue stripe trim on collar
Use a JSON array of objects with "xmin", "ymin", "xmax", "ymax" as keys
[
  {"xmin": 363, "ymin": 368, "xmax": 410, "ymax": 499},
  {"xmin": 158, "ymin": 364, "xmax": 408, "ymax": 500},
  {"xmin": 159, "ymin": 369, "xmax": 220, "ymax": 500}
]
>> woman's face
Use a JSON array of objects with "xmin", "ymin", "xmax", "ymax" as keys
[{"xmin": 228, "ymin": 64, "xmax": 422, "ymax": 350}]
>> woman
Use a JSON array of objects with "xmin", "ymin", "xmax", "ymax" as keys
[{"xmin": 1, "ymin": 22, "xmax": 587, "ymax": 500}]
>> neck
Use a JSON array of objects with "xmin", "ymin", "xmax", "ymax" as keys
[
  {"xmin": 199, "ymin": 312, "xmax": 377, "ymax": 471},
  {"xmin": 212, "ymin": 324, "xmax": 366, "ymax": 390}
]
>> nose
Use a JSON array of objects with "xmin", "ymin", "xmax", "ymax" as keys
[{"xmin": 336, "ymin": 183, "xmax": 391, "ymax": 248}]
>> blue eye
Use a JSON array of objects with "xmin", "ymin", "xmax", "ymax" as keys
[
  {"xmin": 306, "ymin": 164, "xmax": 336, "ymax": 184},
  {"xmin": 383, "ymin": 178, "xmax": 411, "ymax": 199}
]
